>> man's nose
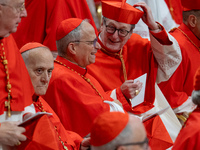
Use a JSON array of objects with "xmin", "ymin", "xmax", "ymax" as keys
[
  {"xmin": 112, "ymin": 29, "xmax": 120, "ymax": 39},
  {"xmin": 95, "ymin": 41, "xmax": 101, "ymax": 49},
  {"xmin": 20, "ymin": 8, "xmax": 27, "ymax": 18},
  {"xmin": 41, "ymin": 72, "xmax": 49, "ymax": 83}
]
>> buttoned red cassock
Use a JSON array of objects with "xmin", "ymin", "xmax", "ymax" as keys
[
  {"xmin": 159, "ymin": 23, "xmax": 200, "ymax": 109},
  {"xmin": 87, "ymin": 29, "xmax": 174, "ymax": 150},
  {"xmin": 0, "ymin": 35, "xmax": 34, "ymax": 115},
  {"xmin": 43, "ymin": 56, "xmax": 111, "ymax": 137},
  {"xmin": 12, "ymin": 0, "xmax": 97, "ymax": 51}
]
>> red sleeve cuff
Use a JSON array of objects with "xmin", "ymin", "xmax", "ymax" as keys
[
  {"xmin": 116, "ymin": 87, "xmax": 132, "ymax": 112},
  {"xmin": 149, "ymin": 22, "xmax": 172, "ymax": 45}
]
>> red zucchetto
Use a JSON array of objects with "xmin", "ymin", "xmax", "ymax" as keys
[
  {"xmin": 101, "ymin": 0, "xmax": 144, "ymax": 24},
  {"xmin": 20, "ymin": 42, "xmax": 47, "ymax": 53},
  {"xmin": 56, "ymin": 18, "xmax": 83, "ymax": 41},
  {"xmin": 194, "ymin": 67, "xmax": 200, "ymax": 91},
  {"xmin": 181, "ymin": 0, "xmax": 200, "ymax": 11},
  {"xmin": 90, "ymin": 111, "xmax": 129, "ymax": 146}
]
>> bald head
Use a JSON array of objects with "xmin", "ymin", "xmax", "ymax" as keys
[
  {"xmin": 21, "ymin": 47, "xmax": 54, "ymax": 96},
  {"xmin": 129, "ymin": 115, "xmax": 147, "ymax": 142},
  {"xmin": 91, "ymin": 112, "xmax": 149, "ymax": 150}
]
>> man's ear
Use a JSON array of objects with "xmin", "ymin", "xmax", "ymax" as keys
[
  {"xmin": 188, "ymin": 14, "xmax": 197, "ymax": 28},
  {"xmin": 67, "ymin": 42, "xmax": 76, "ymax": 55}
]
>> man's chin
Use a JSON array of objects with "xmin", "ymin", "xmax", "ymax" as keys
[
  {"xmin": 106, "ymin": 44, "xmax": 121, "ymax": 51},
  {"xmin": 35, "ymin": 91, "xmax": 46, "ymax": 96}
]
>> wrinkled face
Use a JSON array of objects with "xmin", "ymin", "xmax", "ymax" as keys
[
  {"xmin": 26, "ymin": 48, "xmax": 54, "ymax": 96},
  {"xmin": 74, "ymin": 21, "xmax": 101, "ymax": 68},
  {"xmin": 0, "ymin": 0, "xmax": 27, "ymax": 37},
  {"xmin": 100, "ymin": 18, "xmax": 133, "ymax": 51}
]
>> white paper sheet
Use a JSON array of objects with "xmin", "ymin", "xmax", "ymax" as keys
[
  {"xmin": 131, "ymin": 73, "xmax": 147, "ymax": 107},
  {"xmin": 142, "ymin": 106, "xmax": 170, "ymax": 122},
  {"xmin": 18, "ymin": 112, "xmax": 52, "ymax": 126}
]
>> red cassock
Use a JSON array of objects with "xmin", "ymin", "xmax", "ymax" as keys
[
  {"xmin": 159, "ymin": 23, "xmax": 200, "ymax": 108},
  {"xmin": 13, "ymin": 0, "xmax": 97, "ymax": 51},
  {"xmin": 43, "ymin": 56, "xmax": 111, "ymax": 137},
  {"xmin": 172, "ymin": 107, "xmax": 200, "ymax": 150},
  {"xmin": 87, "ymin": 29, "xmax": 173, "ymax": 114},
  {"xmin": 164, "ymin": 0, "xmax": 183, "ymax": 24},
  {"xmin": 0, "ymin": 35, "xmax": 34, "ymax": 115},
  {"xmin": 18, "ymin": 96, "xmax": 83, "ymax": 150},
  {"xmin": 87, "ymin": 30, "xmax": 174, "ymax": 150}
]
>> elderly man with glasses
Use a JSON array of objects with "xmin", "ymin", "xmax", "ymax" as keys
[
  {"xmin": 43, "ymin": 18, "xmax": 124, "ymax": 139},
  {"xmin": 87, "ymin": 1, "xmax": 182, "ymax": 150},
  {"xmin": 0, "ymin": 0, "xmax": 37, "ymax": 149}
]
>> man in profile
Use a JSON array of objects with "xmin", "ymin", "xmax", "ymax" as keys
[{"xmin": 0, "ymin": 0, "xmax": 36, "ymax": 148}]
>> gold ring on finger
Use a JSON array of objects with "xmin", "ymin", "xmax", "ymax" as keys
[
  {"xmin": 16, "ymin": 141, "xmax": 21, "ymax": 146},
  {"xmin": 135, "ymin": 90, "xmax": 139, "ymax": 96}
]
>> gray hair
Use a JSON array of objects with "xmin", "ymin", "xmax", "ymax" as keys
[
  {"xmin": 21, "ymin": 46, "xmax": 50, "ymax": 66},
  {"xmin": 192, "ymin": 90, "xmax": 200, "ymax": 106},
  {"xmin": 91, "ymin": 115, "xmax": 134, "ymax": 150},
  {"xmin": 56, "ymin": 19, "xmax": 90, "ymax": 57},
  {"xmin": 21, "ymin": 50, "xmax": 30, "ymax": 66},
  {"xmin": 183, "ymin": 10, "xmax": 200, "ymax": 23}
]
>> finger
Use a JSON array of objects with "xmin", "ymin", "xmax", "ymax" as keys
[
  {"xmin": 138, "ymin": 85, "xmax": 143, "ymax": 91},
  {"xmin": 133, "ymin": 2, "xmax": 147, "ymax": 10},
  {"xmin": 18, "ymin": 134, "xmax": 27, "ymax": 141},
  {"xmin": 9, "ymin": 139, "xmax": 19, "ymax": 146},
  {"xmin": 15, "ymin": 141, "xmax": 22, "ymax": 146},
  {"xmin": 132, "ymin": 81, "xmax": 142, "ymax": 88},
  {"xmin": 125, "ymin": 79, "xmax": 134, "ymax": 83},
  {"xmin": 135, "ymin": 89, "xmax": 140, "ymax": 96},
  {"xmin": 130, "ymin": 90, "xmax": 136, "ymax": 98},
  {"xmin": 18, "ymin": 126, "xmax": 26, "ymax": 133},
  {"xmin": 133, "ymin": 2, "xmax": 146, "ymax": 6},
  {"xmin": 138, "ymin": 82, "xmax": 143, "ymax": 89},
  {"xmin": 131, "ymin": 83, "xmax": 138, "ymax": 88}
]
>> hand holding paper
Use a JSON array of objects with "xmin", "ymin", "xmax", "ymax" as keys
[{"xmin": 131, "ymin": 73, "xmax": 147, "ymax": 107}]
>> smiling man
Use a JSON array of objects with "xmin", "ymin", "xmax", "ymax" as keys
[
  {"xmin": 87, "ymin": 1, "xmax": 183, "ymax": 149},
  {"xmin": 43, "ymin": 18, "xmax": 124, "ymax": 138}
]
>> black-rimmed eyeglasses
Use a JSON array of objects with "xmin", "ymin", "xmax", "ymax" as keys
[
  {"xmin": 71, "ymin": 38, "xmax": 98, "ymax": 47},
  {"xmin": 104, "ymin": 20, "xmax": 132, "ymax": 37}
]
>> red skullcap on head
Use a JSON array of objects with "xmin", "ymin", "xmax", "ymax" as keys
[
  {"xmin": 56, "ymin": 18, "xmax": 83, "ymax": 41},
  {"xmin": 194, "ymin": 67, "xmax": 200, "ymax": 91},
  {"xmin": 181, "ymin": 0, "xmax": 200, "ymax": 11},
  {"xmin": 102, "ymin": 0, "xmax": 144, "ymax": 24},
  {"xmin": 90, "ymin": 111, "xmax": 129, "ymax": 146},
  {"xmin": 20, "ymin": 42, "xmax": 47, "ymax": 54}
]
